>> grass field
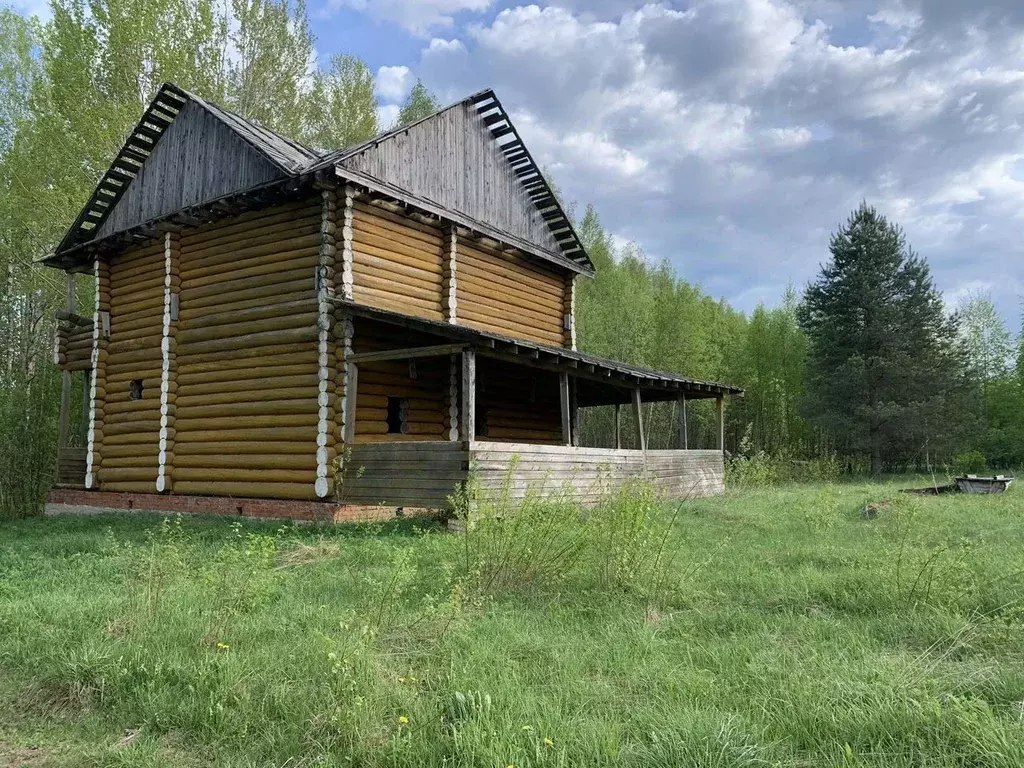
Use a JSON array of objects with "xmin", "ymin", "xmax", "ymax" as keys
[{"xmin": 1, "ymin": 478, "xmax": 1023, "ymax": 767}]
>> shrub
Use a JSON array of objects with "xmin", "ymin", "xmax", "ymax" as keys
[
  {"xmin": 951, "ymin": 450, "xmax": 989, "ymax": 476},
  {"xmin": 451, "ymin": 462, "xmax": 691, "ymax": 603}
]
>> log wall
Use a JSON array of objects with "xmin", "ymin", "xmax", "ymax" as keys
[
  {"xmin": 350, "ymin": 319, "xmax": 449, "ymax": 443},
  {"xmin": 476, "ymin": 357, "xmax": 562, "ymax": 444},
  {"xmin": 97, "ymin": 241, "xmax": 164, "ymax": 493},
  {"xmin": 172, "ymin": 197, "xmax": 322, "ymax": 501},
  {"xmin": 456, "ymin": 240, "xmax": 566, "ymax": 346},
  {"xmin": 348, "ymin": 201, "xmax": 445, "ymax": 321}
]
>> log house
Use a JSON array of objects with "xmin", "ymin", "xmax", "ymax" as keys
[{"xmin": 43, "ymin": 83, "xmax": 742, "ymax": 518}]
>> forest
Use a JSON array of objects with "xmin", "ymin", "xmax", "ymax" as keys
[{"xmin": 2, "ymin": 0, "xmax": 1023, "ymax": 518}]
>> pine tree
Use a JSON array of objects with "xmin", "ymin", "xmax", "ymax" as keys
[
  {"xmin": 798, "ymin": 203, "xmax": 976, "ymax": 473},
  {"xmin": 395, "ymin": 80, "xmax": 439, "ymax": 127}
]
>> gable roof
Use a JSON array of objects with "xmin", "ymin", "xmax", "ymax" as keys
[
  {"xmin": 314, "ymin": 89, "xmax": 591, "ymax": 272},
  {"xmin": 56, "ymin": 83, "xmax": 319, "ymax": 254},
  {"xmin": 52, "ymin": 83, "xmax": 593, "ymax": 273}
]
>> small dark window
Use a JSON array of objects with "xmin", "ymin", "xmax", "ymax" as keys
[
  {"xmin": 129, "ymin": 379, "xmax": 144, "ymax": 401},
  {"xmin": 386, "ymin": 397, "xmax": 408, "ymax": 434}
]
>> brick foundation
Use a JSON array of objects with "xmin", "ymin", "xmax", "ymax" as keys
[{"xmin": 46, "ymin": 488, "xmax": 435, "ymax": 524}]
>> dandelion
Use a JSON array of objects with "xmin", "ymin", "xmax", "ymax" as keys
[
  {"xmin": 543, "ymin": 737, "xmax": 553, "ymax": 747},
  {"xmin": 398, "ymin": 716, "xmax": 409, "ymax": 725},
  {"xmin": 215, "ymin": 642, "xmax": 230, "ymax": 651}
]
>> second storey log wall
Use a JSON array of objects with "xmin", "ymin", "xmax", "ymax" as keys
[{"xmin": 455, "ymin": 241, "xmax": 567, "ymax": 347}]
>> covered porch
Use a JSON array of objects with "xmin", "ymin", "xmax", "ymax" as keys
[{"xmin": 336, "ymin": 302, "xmax": 742, "ymax": 508}]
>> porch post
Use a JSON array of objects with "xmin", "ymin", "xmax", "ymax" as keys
[
  {"xmin": 343, "ymin": 362, "xmax": 358, "ymax": 444},
  {"xmin": 614, "ymin": 403, "xmax": 621, "ymax": 449},
  {"xmin": 57, "ymin": 272, "xmax": 76, "ymax": 451},
  {"xmin": 632, "ymin": 388, "xmax": 646, "ymax": 453},
  {"xmin": 570, "ymin": 376, "xmax": 580, "ymax": 446},
  {"xmin": 678, "ymin": 392, "xmax": 688, "ymax": 449},
  {"xmin": 716, "ymin": 395, "xmax": 725, "ymax": 452},
  {"xmin": 559, "ymin": 371, "xmax": 571, "ymax": 446},
  {"xmin": 461, "ymin": 348, "xmax": 476, "ymax": 442}
]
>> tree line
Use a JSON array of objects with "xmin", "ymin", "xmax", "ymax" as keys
[{"xmin": 1, "ymin": 0, "xmax": 1020, "ymax": 516}]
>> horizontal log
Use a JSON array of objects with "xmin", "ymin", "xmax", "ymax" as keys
[
  {"xmin": 176, "ymin": 386, "xmax": 317, "ymax": 408},
  {"xmin": 97, "ymin": 466, "xmax": 156, "ymax": 482},
  {"xmin": 183, "ymin": 235, "xmax": 321, "ymax": 282},
  {"xmin": 352, "ymin": 284, "xmax": 443, "ymax": 320},
  {"xmin": 175, "ymin": 427, "xmax": 323, "ymax": 444},
  {"xmin": 351, "ymin": 434, "xmax": 445, "ymax": 444},
  {"xmin": 177, "ymin": 365, "xmax": 316, "ymax": 386},
  {"xmin": 355, "ymin": 271, "xmax": 441, "ymax": 305},
  {"xmin": 182, "ymin": 251, "xmax": 318, "ymax": 292},
  {"xmin": 111, "ymin": 307, "xmax": 164, "ymax": 335},
  {"xmin": 176, "ymin": 345, "xmax": 318, "ymax": 369},
  {"xmin": 177, "ymin": 374, "xmax": 319, "ymax": 397},
  {"xmin": 352, "ymin": 227, "xmax": 444, "ymax": 268},
  {"xmin": 174, "ymin": 415, "xmax": 317, "ymax": 431},
  {"xmin": 180, "ymin": 264, "xmax": 317, "ymax": 305},
  {"xmin": 178, "ymin": 298, "xmax": 318, "ymax": 334},
  {"xmin": 459, "ymin": 245, "xmax": 564, "ymax": 297},
  {"xmin": 171, "ymin": 480, "xmax": 317, "ymax": 501},
  {"xmin": 456, "ymin": 264, "xmax": 564, "ymax": 310},
  {"xmin": 458, "ymin": 294, "xmax": 561, "ymax": 335},
  {"xmin": 177, "ymin": 311, "xmax": 318, "ymax": 346},
  {"xmin": 173, "ymin": 453, "xmax": 317, "ymax": 470},
  {"xmin": 102, "ymin": 420, "xmax": 160, "ymax": 436},
  {"xmin": 177, "ymin": 282, "xmax": 314, "ymax": 319},
  {"xmin": 176, "ymin": 440, "xmax": 316, "ymax": 456},
  {"xmin": 182, "ymin": 218, "xmax": 320, "ymax": 266},
  {"xmin": 353, "ymin": 203, "xmax": 443, "ymax": 242},
  {"xmin": 177, "ymin": 325, "xmax": 317, "ymax": 356},
  {"xmin": 457, "ymin": 284, "xmax": 562, "ymax": 328},
  {"xmin": 181, "ymin": 199, "xmax": 319, "ymax": 247},
  {"xmin": 457, "ymin": 308, "xmax": 564, "ymax": 346},
  {"xmin": 171, "ymin": 467, "xmax": 316, "ymax": 483}
]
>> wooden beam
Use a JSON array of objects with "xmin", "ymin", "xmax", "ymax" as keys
[
  {"xmin": 570, "ymin": 376, "xmax": 580, "ymax": 446},
  {"xmin": 559, "ymin": 371, "xmax": 571, "ymax": 446},
  {"xmin": 343, "ymin": 362, "xmax": 358, "ymax": 444},
  {"xmin": 58, "ymin": 272, "xmax": 76, "ymax": 451},
  {"xmin": 716, "ymin": 395, "xmax": 725, "ymax": 452},
  {"xmin": 348, "ymin": 343, "xmax": 468, "ymax": 365},
  {"xmin": 461, "ymin": 349, "xmax": 476, "ymax": 441},
  {"xmin": 614, "ymin": 403, "xmax": 621, "ymax": 449},
  {"xmin": 632, "ymin": 388, "xmax": 646, "ymax": 454},
  {"xmin": 678, "ymin": 392, "xmax": 688, "ymax": 450}
]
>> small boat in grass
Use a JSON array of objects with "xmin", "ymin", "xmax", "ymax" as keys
[{"xmin": 954, "ymin": 475, "xmax": 1014, "ymax": 494}]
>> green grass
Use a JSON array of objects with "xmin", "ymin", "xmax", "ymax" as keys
[{"xmin": 1, "ymin": 478, "xmax": 1023, "ymax": 767}]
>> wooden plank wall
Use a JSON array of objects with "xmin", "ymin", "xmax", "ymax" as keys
[
  {"xmin": 342, "ymin": 442, "xmax": 469, "ymax": 508},
  {"xmin": 98, "ymin": 241, "xmax": 165, "ymax": 492},
  {"xmin": 476, "ymin": 358, "xmax": 562, "ymax": 444},
  {"xmin": 173, "ymin": 198, "xmax": 322, "ymax": 501},
  {"xmin": 348, "ymin": 202, "xmax": 445, "ymax": 321},
  {"xmin": 351, "ymin": 319, "xmax": 449, "ymax": 443},
  {"xmin": 456, "ymin": 240, "xmax": 566, "ymax": 346},
  {"xmin": 470, "ymin": 444, "xmax": 725, "ymax": 504},
  {"xmin": 97, "ymin": 100, "xmax": 283, "ymax": 240}
]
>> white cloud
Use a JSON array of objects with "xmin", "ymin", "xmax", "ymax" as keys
[
  {"xmin": 326, "ymin": 0, "xmax": 492, "ymax": 36},
  {"xmin": 376, "ymin": 65, "xmax": 411, "ymax": 103},
  {"xmin": 377, "ymin": 103, "xmax": 401, "ymax": 130},
  {"xmin": 415, "ymin": 0, "xmax": 1024, "ymax": 323}
]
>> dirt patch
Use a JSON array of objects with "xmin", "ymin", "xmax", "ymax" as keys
[{"xmin": 0, "ymin": 742, "xmax": 52, "ymax": 768}]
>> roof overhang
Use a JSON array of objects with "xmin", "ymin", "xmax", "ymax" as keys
[{"xmin": 331, "ymin": 299, "xmax": 743, "ymax": 401}]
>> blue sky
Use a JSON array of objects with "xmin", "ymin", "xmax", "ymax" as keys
[{"xmin": 13, "ymin": 0, "xmax": 1024, "ymax": 328}]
